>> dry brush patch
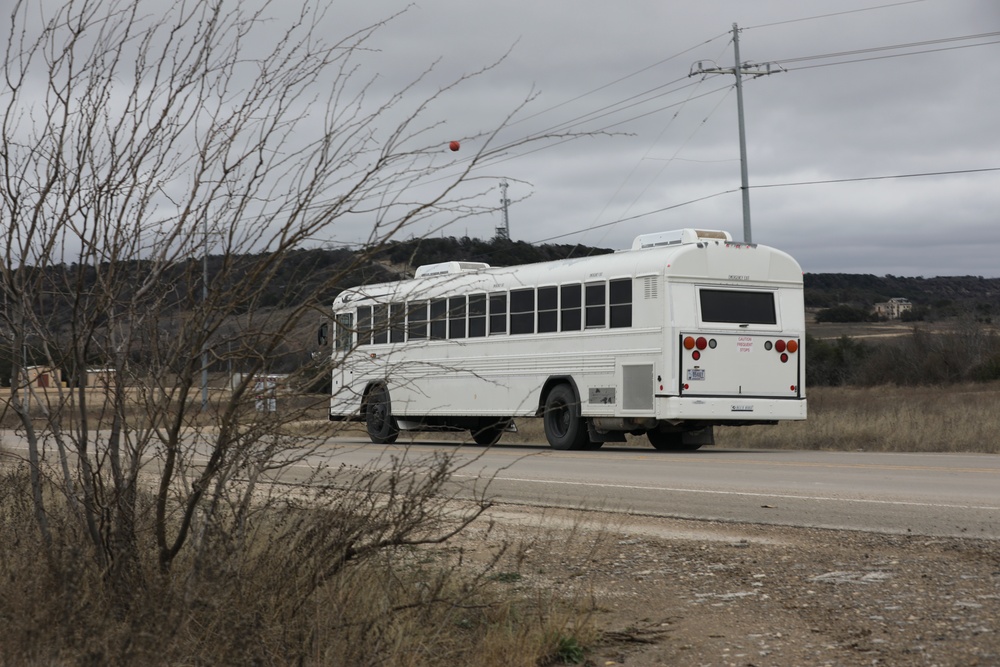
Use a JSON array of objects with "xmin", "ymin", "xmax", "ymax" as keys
[
  {"xmin": 323, "ymin": 383, "xmax": 1000, "ymax": 454},
  {"xmin": 0, "ymin": 463, "xmax": 597, "ymax": 667},
  {"xmin": 717, "ymin": 383, "xmax": 1000, "ymax": 453}
]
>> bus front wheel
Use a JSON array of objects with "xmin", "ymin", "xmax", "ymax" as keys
[
  {"xmin": 543, "ymin": 384, "xmax": 590, "ymax": 450},
  {"xmin": 366, "ymin": 386, "xmax": 399, "ymax": 445}
]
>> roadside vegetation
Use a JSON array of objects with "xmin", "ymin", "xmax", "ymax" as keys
[
  {"xmin": 0, "ymin": 460, "xmax": 596, "ymax": 666},
  {"xmin": 718, "ymin": 382, "xmax": 1000, "ymax": 453},
  {"xmin": 0, "ymin": 0, "xmax": 597, "ymax": 664}
]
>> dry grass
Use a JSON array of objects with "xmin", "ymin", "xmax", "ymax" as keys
[
  {"xmin": 0, "ymin": 465, "xmax": 596, "ymax": 667},
  {"xmin": 717, "ymin": 382, "xmax": 1000, "ymax": 453},
  {"xmin": 280, "ymin": 383, "xmax": 1000, "ymax": 454},
  {"xmin": 7, "ymin": 381, "xmax": 997, "ymax": 455}
]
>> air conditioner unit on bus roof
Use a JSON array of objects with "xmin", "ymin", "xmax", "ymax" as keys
[
  {"xmin": 414, "ymin": 261, "xmax": 491, "ymax": 277},
  {"xmin": 631, "ymin": 228, "xmax": 732, "ymax": 250}
]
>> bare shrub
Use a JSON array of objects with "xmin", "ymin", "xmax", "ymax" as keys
[
  {"xmin": 0, "ymin": 0, "xmax": 592, "ymax": 660},
  {"xmin": 0, "ymin": 461, "xmax": 597, "ymax": 666}
]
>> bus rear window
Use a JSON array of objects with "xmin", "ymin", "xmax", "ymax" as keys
[{"xmin": 700, "ymin": 289, "xmax": 776, "ymax": 325}]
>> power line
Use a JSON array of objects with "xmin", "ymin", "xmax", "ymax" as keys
[
  {"xmin": 341, "ymin": 28, "xmax": 999, "ymax": 214},
  {"xmin": 495, "ymin": 30, "xmax": 1000, "ymax": 245},
  {"xmin": 530, "ymin": 166, "xmax": 1000, "ymax": 247},
  {"xmin": 746, "ymin": 0, "xmax": 928, "ymax": 30},
  {"xmin": 527, "ymin": 189, "xmax": 739, "ymax": 245},
  {"xmin": 771, "ymin": 31, "xmax": 1000, "ymax": 66},
  {"xmin": 778, "ymin": 39, "xmax": 1000, "ymax": 72},
  {"xmin": 507, "ymin": 33, "xmax": 731, "ymax": 128},
  {"xmin": 474, "ymin": 82, "xmax": 732, "ymax": 171},
  {"xmin": 751, "ymin": 166, "xmax": 1000, "ymax": 189}
]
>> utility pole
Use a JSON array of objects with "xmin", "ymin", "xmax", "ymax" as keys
[
  {"xmin": 495, "ymin": 180, "xmax": 510, "ymax": 240},
  {"xmin": 690, "ymin": 23, "xmax": 781, "ymax": 244}
]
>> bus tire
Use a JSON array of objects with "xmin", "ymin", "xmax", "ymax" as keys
[
  {"xmin": 647, "ymin": 431, "xmax": 702, "ymax": 451},
  {"xmin": 471, "ymin": 419, "xmax": 510, "ymax": 446},
  {"xmin": 366, "ymin": 385, "xmax": 399, "ymax": 445},
  {"xmin": 543, "ymin": 384, "xmax": 590, "ymax": 450}
]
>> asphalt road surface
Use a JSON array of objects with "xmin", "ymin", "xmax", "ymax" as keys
[
  {"xmin": 307, "ymin": 438, "xmax": 1000, "ymax": 540},
  {"xmin": 5, "ymin": 432, "xmax": 997, "ymax": 539}
]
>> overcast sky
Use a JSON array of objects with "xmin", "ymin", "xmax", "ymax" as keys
[{"xmin": 316, "ymin": 0, "xmax": 999, "ymax": 277}]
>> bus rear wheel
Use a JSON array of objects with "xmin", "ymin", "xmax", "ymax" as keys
[
  {"xmin": 470, "ymin": 418, "xmax": 511, "ymax": 446},
  {"xmin": 366, "ymin": 385, "xmax": 399, "ymax": 445},
  {"xmin": 647, "ymin": 431, "xmax": 702, "ymax": 451},
  {"xmin": 543, "ymin": 384, "xmax": 590, "ymax": 450}
]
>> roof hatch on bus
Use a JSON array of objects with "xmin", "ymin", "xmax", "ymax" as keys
[
  {"xmin": 631, "ymin": 228, "xmax": 732, "ymax": 250},
  {"xmin": 414, "ymin": 261, "xmax": 491, "ymax": 277}
]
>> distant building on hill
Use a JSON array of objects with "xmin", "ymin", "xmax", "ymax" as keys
[
  {"xmin": 25, "ymin": 365, "xmax": 59, "ymax": 389},
  {"xmin": 873, "ymin": 297, "xmax": 912, "ymax": 320}
]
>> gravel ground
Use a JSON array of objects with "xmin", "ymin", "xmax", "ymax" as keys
[{"xmin": 464, "ymin": 506, "xmax": 1000, "ymax": 667}]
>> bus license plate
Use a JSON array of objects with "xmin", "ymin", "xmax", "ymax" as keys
[{"xmin": 687, "ymin": 369, "xmax": 705, "ymax": 381}]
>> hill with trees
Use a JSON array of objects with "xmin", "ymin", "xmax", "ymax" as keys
[
  {"xmin": 805, "ymin": 273, "xmax": 1000, "ymax": 322},
  {"xmin": 8, "ymin": 235, "xmax": 999, "ymax": 385},
  {"xmin": 261, "ymin": 237, "xmax": 1000, "ymax": 319}
]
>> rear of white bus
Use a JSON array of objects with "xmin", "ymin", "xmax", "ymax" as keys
[{"xmin": 661, "ymin": 244, "xmax": 807, "ymax": 433}]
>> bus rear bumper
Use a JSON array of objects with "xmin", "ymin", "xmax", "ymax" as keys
[{"xmin": 659, "ymin": 396, "xmax": 807, "ymax": 422}]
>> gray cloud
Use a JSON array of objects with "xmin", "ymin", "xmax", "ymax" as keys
[
  {"xmin": 325, "ymin": 0, "xmax": 1000, "ymax": 276},
  {"xmin": 26, "ymin": 0, "xmax": 1000, "ymax": 276}
]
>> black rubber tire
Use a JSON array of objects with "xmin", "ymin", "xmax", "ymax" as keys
[
  {"xmin": 647, "ymin": 431, "xmax": 702, "ymax": 451},
  {"xmin": 470, "ymin": 419, "xmax": 510, "ymax": 446},
  {"xmin": 365, "ymin": 385, "xmax": 399, "ymax": 444},
  {"xmin": 542, "ymin": 384, "xmax": 590, "ymax": 450}
]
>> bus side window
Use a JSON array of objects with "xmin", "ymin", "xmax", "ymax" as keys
[
  {"xmin": 510, "ymin": 288, "xmax": 534, "ymax": 335},
  {"xmin": 609, "ymin": 278, "xmax": 632, "ymax": 328},
  {"xmin": 585, "ymin": 283, "xmax": 606, "ymax": 328},
  {"xmin": 335, "ymin": 313, "xmax": 353, "ymax": 351},
  {"xmin": 372, "ymin": 304, "xmax": 388, "ymax": 344},
  {"xmin": 560, "ymin": 284, "xmax": 581, "ymax": 331},
  {"xmin": 357, "ymin": 306, "xmax": 373, "ymax": 345},
  {"xmin": 408, "ymin": 301, "xmax": 428, "ymax": 339},
  {"xmin": 430, "ymin": 298, "xmax": 447, "ymax": 339},
  {"xmin": 489, "ymin": 292, "xmax": 507, "ymax": 335},
  {"xmin": 538, "ymin": 286, "xmax": 558, "ymax": 333},
  {"xmin": 448, "ymin": 296, "xmax": 467, "ymax": 339},
  {"xmin": 468, "ymin": 294, "xmax": 486, "ymax": 337},
  {"xmin": 389, "ymin": 303, "xmax": 405, "ymax": 343}
]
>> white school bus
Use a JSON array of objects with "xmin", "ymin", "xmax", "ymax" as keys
[{"xmin": 327, "ymin": 228, "xmax": 806, "ymax": 450}]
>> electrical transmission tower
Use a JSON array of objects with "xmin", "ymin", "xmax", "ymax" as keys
[
  {"xmin": 495, "ymin": 180, "xmax": 511, "ymax": 240},
  {"xmin": 690, "ymin": 23, "xmax": 781, "ymax": 244}
]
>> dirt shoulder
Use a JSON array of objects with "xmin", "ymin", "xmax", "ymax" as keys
[{"xmin": 463, "ymin": 505, "xmax": 1000, "ymax": 666}]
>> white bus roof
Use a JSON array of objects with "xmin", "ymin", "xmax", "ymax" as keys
[{"xmin": 334, "ymin": 229, "xmax": 801, "ymax": 306}]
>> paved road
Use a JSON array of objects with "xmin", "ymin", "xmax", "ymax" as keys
[
  {"xmin": 5, "ymin": 432, "xmax": 997, "ymax": 539},
  {"xmin": 304, "ymin": 439, "xmax": 1000, "ymax": 539}
]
